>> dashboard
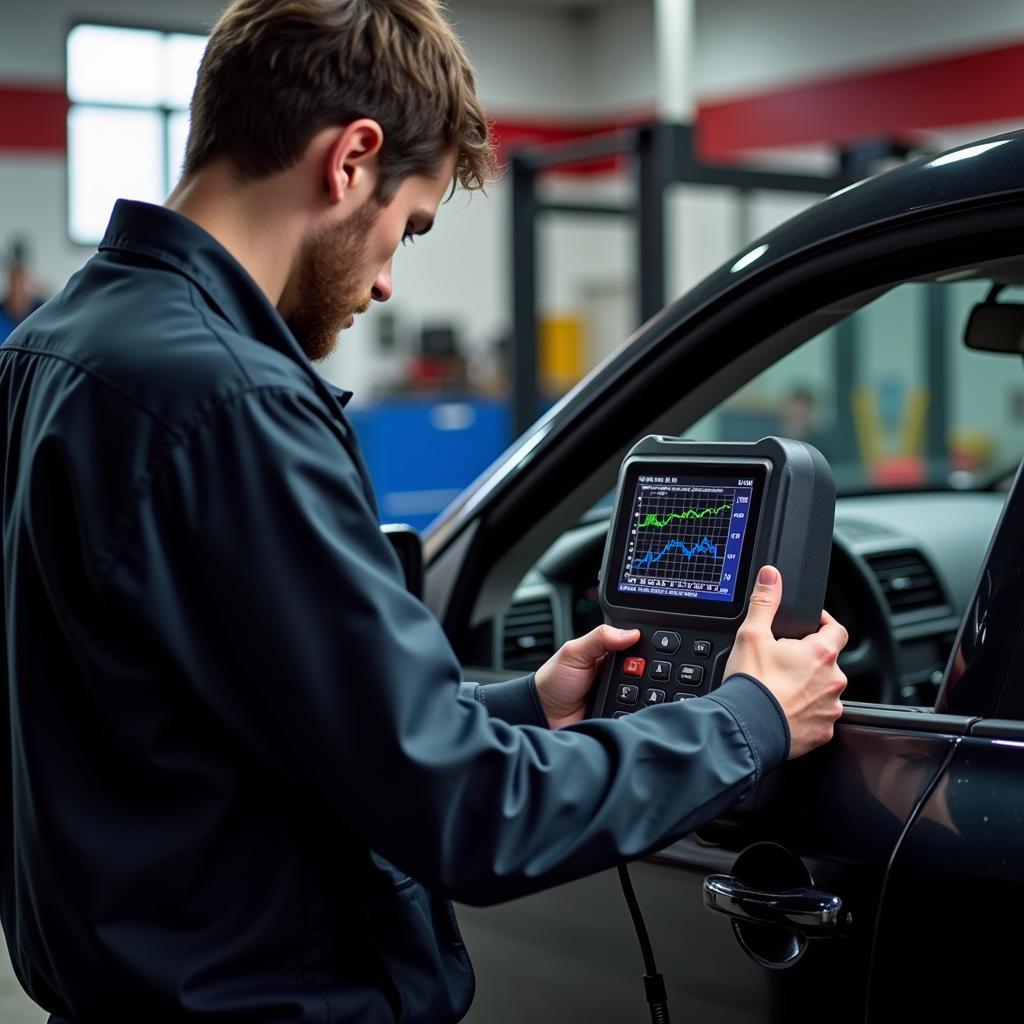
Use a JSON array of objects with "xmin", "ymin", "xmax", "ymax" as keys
[{"xmin": 495, "ymin": 490, "xmax": 1007, "ymax": 707}]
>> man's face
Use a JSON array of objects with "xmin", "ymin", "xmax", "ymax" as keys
[{"xmin": 285, "ymin": 156, "xmax": 455, "ymax": 362}]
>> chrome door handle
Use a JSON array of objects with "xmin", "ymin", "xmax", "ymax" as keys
[{"xmin": 703, "ymin": 874, "xmax": 848, "ymax": 936}]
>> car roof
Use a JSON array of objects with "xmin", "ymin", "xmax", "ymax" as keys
[{"xmin": 683, "ymin": 128, "xmax": 1024, "ymax": 318}]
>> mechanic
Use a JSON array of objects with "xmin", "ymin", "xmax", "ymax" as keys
[{"xmin": 0, "ymin": 1, "xmax": 848, "ymax": 1021}]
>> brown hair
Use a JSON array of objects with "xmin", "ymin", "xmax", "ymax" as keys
[{"xmin": 184, "ymin": 0, "xmax": 494, "ymax": 200}]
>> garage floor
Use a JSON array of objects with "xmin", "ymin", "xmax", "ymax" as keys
[{"xmin": 1, "ymin": 944, "xmax": 45, "ymax": 1022}]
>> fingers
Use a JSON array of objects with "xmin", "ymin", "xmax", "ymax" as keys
[
  {"xmin": 561, "ymin": 625, "xmax": 640, "ymax": 666},
  {"xmin": 741, "ymin": 565, "xmax": 783, "ymax": 634},
  {"xmin": 816, "ymin": 609, "xmax": 850, "ymax": 653}
]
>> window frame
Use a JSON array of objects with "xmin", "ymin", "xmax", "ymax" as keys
[{"xmin": 64, "ymin": 17, "xmax": 208, "ymax": 249}]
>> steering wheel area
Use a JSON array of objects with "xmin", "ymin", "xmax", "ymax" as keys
[{"xmin": 826, "ymin": 533, "xmax": 901, "ymax": 705}]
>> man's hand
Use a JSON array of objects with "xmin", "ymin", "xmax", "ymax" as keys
[
  {"xmin": 724, "ymin": 565, "xmax": 848, "ymax": 759},
  {"xmin": 535, "ymin": 625, "xmax": 641, "ymax": 729}
]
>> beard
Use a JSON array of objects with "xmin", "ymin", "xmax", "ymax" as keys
[{"xmin": 284, "ymin": 199, "xmax": 379, "ymax": 362}]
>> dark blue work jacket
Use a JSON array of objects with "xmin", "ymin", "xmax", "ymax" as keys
[{"xmin": 0, "ymin": 200, "xmax": 788, "ymax": 1023}]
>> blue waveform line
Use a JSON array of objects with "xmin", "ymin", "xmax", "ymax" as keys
[{"xmin": 634, "ymin": 535, "xmax": 719, "ymax": 569}]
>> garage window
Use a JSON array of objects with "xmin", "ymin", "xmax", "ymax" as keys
[{"xmin": 66, "ymin": 24, "xmax": 207, "ymax": 246}]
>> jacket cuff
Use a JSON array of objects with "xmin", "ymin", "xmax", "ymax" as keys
[
  {"xmin": 474, "ymin": 674, "xmax": 549, "ymax": 728},
  {"xmin": 705, "ymin": 674, "xmax": 791, "ymax": 780}
]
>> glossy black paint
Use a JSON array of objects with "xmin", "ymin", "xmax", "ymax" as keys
[
  {"xmin": 460, "ymin": 719, "xmax": 961, "ymax": 1024},
  {"xmin": 940, "ymin": 457, "xmax": 1024, "ymax": 718},
  {"xmin": 868, "ymin": 732, "xmax": 1024, "ymax": 1018}
]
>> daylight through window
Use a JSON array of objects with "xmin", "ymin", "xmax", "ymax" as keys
[{"xmin": 66, "ymin": 24, "xmax": 206, "ymax": 246}]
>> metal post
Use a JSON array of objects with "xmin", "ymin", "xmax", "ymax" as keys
[
  {"xmin": 636, "ymin": 123, "xmax": 674, "ymax": 325},
  {"xmin": 510, "ymin": 154, "xmax": 539, "ymax": 439},
  {"xmin": 655, "ymin": 0, "xmax": 695, "ymax": 123},
  {"xmin": 924, "ymin": 284, "xmax": 950, "ymax": 476}
]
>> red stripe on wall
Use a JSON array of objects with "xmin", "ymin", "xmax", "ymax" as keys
[
  {"xmin": 0, "ymin": 85, "xmax": 69, "ymax": 152},
  {"xmin": 697, "ymin": 39, "xmax": 1024, "ymax": 158},
  {"xmin": 491, "ymin": 116, "xmax": 650, "ymax": 175},
  {"xmin": 5, "ymin": 37, "xmax": 1024, "ymax": 163}
]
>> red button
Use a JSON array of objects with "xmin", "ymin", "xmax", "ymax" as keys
[{"xmin": 622, "ymin": 656, "xmax": 646, "ymax": 677}]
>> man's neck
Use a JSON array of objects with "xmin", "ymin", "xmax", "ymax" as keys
[{"xmin": 166, "ymin": 163, "xmax": 307, "ymax": 308}]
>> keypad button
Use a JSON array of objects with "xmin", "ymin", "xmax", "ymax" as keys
[
  {"xmin": 644, "ymin": 689, "xmax": 666, "ymax": 706},
  {"xmin": 648, "ymin": 660, "xmax": 672, "ymax": 682},
  {"xmin": 612, "ymin": 711, "xmax": 632, "ymax": 719},
  {"xmin": 692, "ymin": 640, "xmax": 712, "ymax": 658},
  {"xmin": 616, "ymin": 684, "xmax": 640, "ymax": 706},
  {"xmin": 652, "ymin": 631, "xmax": 681, "ymax": 654},
  {"xmin": 672, "ymin": 692, "xmax": 696, "ymax": 701},
  {"xmin": 622, "ymin": 656, "xmax": 646, "ymax": 677},
  {"xmin": 678, "ymin": 664, "xmax": 704, "ymax": 686}
]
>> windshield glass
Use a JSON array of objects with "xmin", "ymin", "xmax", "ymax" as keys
[{"xmin": 684, "ymin": 279, "xmax": 1024, "ymax": 493}]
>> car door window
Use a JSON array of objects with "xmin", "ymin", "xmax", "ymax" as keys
[
  {"xmin": 689, "ymin": 280, "xmax": 1024, "ymax": 492},
  {"xmin": 681, "ymin": 279, "xmax": 1019, "ymax": 707}
]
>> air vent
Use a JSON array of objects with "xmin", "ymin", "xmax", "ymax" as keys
[
  {"xmin": 834, "ymin": 518, "xmax": 894, "ymax": 541},
  {"xmin": 864, "ymin": 550, "xmax": 946, "ymax": 615},
  {"xmin": 502, "ymin": 597, "xmax": 556, "ymax": 671}
]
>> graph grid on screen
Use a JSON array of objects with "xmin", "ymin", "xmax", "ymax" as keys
[{"xmin": 619, "ymin": 478, "xmax": 754, "ymax": 601}]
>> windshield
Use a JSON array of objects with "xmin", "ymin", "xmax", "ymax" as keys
[{"xmin": 684, "ymin": 279, "xmax": 1024, "ymax": 494}]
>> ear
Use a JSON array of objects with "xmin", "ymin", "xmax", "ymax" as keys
[{"xmin": 325, "ymin": 119, "xmax": 384, "ymax": 203}]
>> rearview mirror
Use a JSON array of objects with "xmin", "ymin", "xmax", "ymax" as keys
[
  {"xmin": 964, "ymin": 301, "xmax": 1024, "ymax": 354},
  {"xmin": 381, "ymin": 523, "xmax": 424, "ymax": 598}
]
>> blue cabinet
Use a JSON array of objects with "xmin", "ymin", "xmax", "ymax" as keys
[{"xmin": 346, "ymin": 397, "xmax": 510, "ymax": 533}]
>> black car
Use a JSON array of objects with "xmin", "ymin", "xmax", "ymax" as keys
[{"xmin": 419, "ymin": 129, "xmax": 1024, "ymax": 1022}]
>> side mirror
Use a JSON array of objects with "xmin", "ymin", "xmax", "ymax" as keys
[
  {"xmin": 964, "ymin": 301, "xmax": 1024, "ymax": 354},
  {"xmin": 381, "ymin": 523, "xmax": 424, "ymax": 599}
]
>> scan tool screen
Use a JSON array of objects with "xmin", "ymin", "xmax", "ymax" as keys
[{"xmin": 605, "ymin": 461, "xmax": 767, "ymax": 618}]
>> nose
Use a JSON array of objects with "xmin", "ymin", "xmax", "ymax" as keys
[{"xmin": 371, "ymin": 258, "xmax": 393, "ymax": 303}]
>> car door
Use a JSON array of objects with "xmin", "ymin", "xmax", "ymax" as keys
[
  {"xmin": 423, "ymin": 137, "xmax": 1024, "ymax": 1023},
  {"xmin": 457, "ymin": 716, "xmax": 968, "ymax": 1023},
  {"xmin": 867, "ymin": 460, "xmax": 1024, "ymax": 1020}
]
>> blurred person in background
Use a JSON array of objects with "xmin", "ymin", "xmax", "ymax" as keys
[
  {"xmin": 0, "ymin": 239, "xmax": 46, "ymax": 343},
  {"xmin": 781, "ymin": 384, "xmax": 831, "ymax": 460}
]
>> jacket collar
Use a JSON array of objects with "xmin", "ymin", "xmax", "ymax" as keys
[{"xmin": 98, "ymin": 200, "xmax": 354, "ymax": 410}]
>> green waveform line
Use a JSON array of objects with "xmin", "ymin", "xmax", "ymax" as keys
[{"xmin": 638, "ymin": 503, "xmax": 732, "ymax": 529}]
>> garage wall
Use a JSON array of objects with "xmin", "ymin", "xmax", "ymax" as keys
[
  {"xmin": 0, "ymin": 0, "xmax": 630, "ymax": 396},
  {"xmin": 3, "ymin": 0, "xmax": 1024, "ymax": 402},
  {"xmin": 695, "ymin": 0, "xmax": 1024, "ymax": 99}
]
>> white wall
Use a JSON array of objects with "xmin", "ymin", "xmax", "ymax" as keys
[
  {"xmin": 694, "ymin": 0, "xmax": 1024, "ymax": 99},
  {"xmin": 447, "ymin": 1, "xmax": 591, "ymax": 116},
  {"xmin": 581, "ymin": 1, "xmax": 656, "ymax": 114}
]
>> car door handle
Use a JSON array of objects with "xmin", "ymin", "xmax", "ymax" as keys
[{"xmin": 702, "ymin": 874, "xmax": 848, "ymax": 936}]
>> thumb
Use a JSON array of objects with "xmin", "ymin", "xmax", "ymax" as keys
[
  {"xmin": 561, "ymin": 625, "xmax": 640, "ymax": 666},
  {"xmin": 743, "ymin": 565, "xmax": 782, "ymax": 633}
]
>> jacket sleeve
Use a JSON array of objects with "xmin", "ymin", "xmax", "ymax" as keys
[
  {"xmin": 462, "ymin": 676, "xmax": 548, "ymax": 727},
  {"xmin": 104, "ymin": 388, "xmax": 788, "ymax": 906}
]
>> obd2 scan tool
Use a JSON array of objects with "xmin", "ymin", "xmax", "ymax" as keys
[
  {"xmin": 591, "ymin": 435, "xmax": 835, "ymax": 717},
  {"xmin": 592, "ymin": 436, "xmax": 835, "ymax": 1024}
]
